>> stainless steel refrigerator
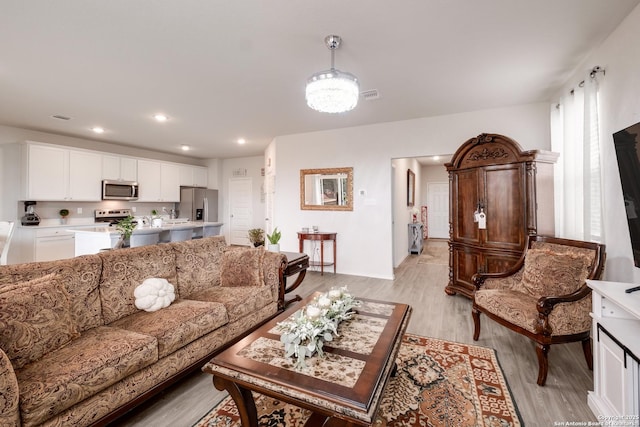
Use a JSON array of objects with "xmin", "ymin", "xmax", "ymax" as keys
[{"xmin": 178, "ymin": 187, "xmax": 218, "ymax": 222}]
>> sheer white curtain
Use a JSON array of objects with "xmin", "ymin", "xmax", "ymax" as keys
[{"xmin": 550, "ymin": 70, "xmax": 603, "ymax": 242}]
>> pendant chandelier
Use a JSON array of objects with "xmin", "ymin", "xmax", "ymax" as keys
[{"xmin": 305, "ymin": 35, "xmax": 360, "ymax": 114}]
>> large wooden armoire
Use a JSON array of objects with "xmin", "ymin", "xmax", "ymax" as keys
[{"xmin": 445, "ymin": 133, "xmax": 558, "ymax": 298}]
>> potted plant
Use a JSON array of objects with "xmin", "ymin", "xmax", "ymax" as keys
[
  {"xmin": 266, "ymin": 227, "xmax": 281, "ymax": 252},
  {"xmin": 150, "ymin": 209, "xmax": 163, "ymax": 228},
  {"xmin": 114, "ymin": 215, "xmax": 136, "ymax": 249},
  {"xmin": 59, "ymin": 209, "xmax": 70, "ymax": 225},
  {"xmin": 247, "ymin": 228, "xmax": 265, "ymax": 247}
]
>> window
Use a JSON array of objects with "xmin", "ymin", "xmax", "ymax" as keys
[{"xmin": 550, "ymin": 72, "xmax": 603, "ymax": 242}]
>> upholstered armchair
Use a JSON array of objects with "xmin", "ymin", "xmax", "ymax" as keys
[{"xmin": 471, "ymin": 235, "xmax": 605, "ymax": 386}]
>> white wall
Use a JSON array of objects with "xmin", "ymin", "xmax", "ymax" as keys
[
  {"xmin": 272, "ymin": 102, "xmax": 551, "ymax": 279},
  {"xmin": 557, "ymin": 3, "xmax": 640, "ymax": 283},
  {"xmin": 421, "ymin": 162, "xmax": 449, "ymax": 187},
  {"xmin": 391, "ymin": 158, "xmax": 422, "ymax": 267}
]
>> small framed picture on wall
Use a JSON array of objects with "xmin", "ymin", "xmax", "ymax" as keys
[{"xmin": 407, "ymin": 169, "xmax": 415, "ymax": 207}]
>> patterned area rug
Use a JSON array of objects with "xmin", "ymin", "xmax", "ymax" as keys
[
  {"xmin": 417, "ymin": 240, "xmax": 449, "ymax": 265},
  {"xmin": 194, "ymin": 334, "xmax": 523, "ymax": 427}
]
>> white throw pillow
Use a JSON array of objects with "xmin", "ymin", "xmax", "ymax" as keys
[{"xmin": 134, "ymin": 278, "xmax": 176, "ymax": 312}]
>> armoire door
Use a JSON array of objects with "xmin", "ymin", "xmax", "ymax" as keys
[
  {"xmin": 451, "ymin": 245, "xmax": 482, "ymax": 292},
  {"xmin": 483, "ymin": 164, "xmax": 527, "ymax": 251},
  {"xmin": 452, "ymin": 168, "xmax": 481, "ymax": 245}
]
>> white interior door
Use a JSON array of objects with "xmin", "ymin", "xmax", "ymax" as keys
[
  {"xmin": 229, "ymin": 178, "xmax": 252, "ymax": 245},
  {"xmin": 264, "ymin": 174, "xmax": 275, "ymax": 234},
  {"xmin": 426, "ymin": 182, "xmax": 449, "ymax": 239}
]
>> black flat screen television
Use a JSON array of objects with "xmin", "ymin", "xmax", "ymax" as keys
[{"xmin": 613, "ymin": 121, "xmax": 640, "ymax": 268}]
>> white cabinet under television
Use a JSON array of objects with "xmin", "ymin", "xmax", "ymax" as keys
[{"xmin": 587, "ymin": 280, "xmax": 640, "ymax": 421}]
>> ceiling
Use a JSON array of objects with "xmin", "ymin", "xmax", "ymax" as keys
[{"xmin": 1, "ymin": 1, "xmax": 638, "ymax": 160}]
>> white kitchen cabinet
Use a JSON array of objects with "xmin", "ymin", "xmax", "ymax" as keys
[
  {"xmin": 587, "ymin": 280, "xmax": 640, "ymax": 421},
  {"xmin": 68, "ymin": 150, "xmax": 102, "ymax": 200},
  {"xmin": 137, "ymin": 160, "xmax": 180, "ymax": 202},
  {"xmin": 179, "ymin": 165, "xmax": 192, "ymax": 186},
  {"xmin": 102, "ymin": 155, "xmax": 137, "ymax": 181},
  {"xmin": 34, "ymin": 228, "xmax": 75, "ymax": 262},
  {"xmin": 160, "ymin": 163, "xmax": 180, "ymax": 201},
  {"xmin": 22, "ymin": 142, "xmax": 102, "ymax": 201},
  {"xmin": 193, "ymin": 166, "xmax": 208, "ymax": 187},
  {"xmin": 23, "ymin": 144, "xmax": 68, "ymax": 200},
  {"xmin": 137, "ymin": 160, "xmax": 162, "ymax": 201},
  {"xmin": 13, "ymin": 225, "xmax": 98, "ymax": 263},
  {"xmin": 179, "ymin": 165, "xmax": 208, "ymax": 187}
]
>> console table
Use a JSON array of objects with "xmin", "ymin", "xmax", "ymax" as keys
[
  {"xmin": 408, "ymin": 223, "xmax": 424, "ymax": 254},
  {"xmin": 587, "ymin": 279, "xmax": 640, "ymax": 419},
  {"xmin": 297, "ymin": 231, "xmax": 336, "ymax": 275}
]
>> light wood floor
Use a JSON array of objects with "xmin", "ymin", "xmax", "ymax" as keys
[{"xmin": 115, "ymin": 240, "xmax": 596, "ymax": 426}]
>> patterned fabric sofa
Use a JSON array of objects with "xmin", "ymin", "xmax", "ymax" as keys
[{"xmin": 0, "ymin": 236, "xmax": 287, "ymax": 427}]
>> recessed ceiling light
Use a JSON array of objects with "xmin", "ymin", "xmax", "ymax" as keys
[
  {"xmin": 92, "ymin": 127, "xmax": 105, "ymax": 134},
  {"xmin": 154, "ymin": 114, "xmax": 168, "ymax": 122},
  {"xmin": 237, "ymin": 138, "xmax": 246, "ymax": 145},
  {"xmin": 181, "ymin": 145, "xmax": 190, "ymax": 151}
]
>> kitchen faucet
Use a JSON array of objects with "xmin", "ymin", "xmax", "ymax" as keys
[{"xmin": 162, "ymin": 207, "xmax": 177, "ymax": 219}]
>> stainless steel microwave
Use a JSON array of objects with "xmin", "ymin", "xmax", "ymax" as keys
[{"xmin": 102, "ymin": 180, "xmax": 139, "ymax": 200}]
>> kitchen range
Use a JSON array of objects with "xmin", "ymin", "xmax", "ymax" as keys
[{"xmin": 94, "ymin": 208, "xmax": 134, "ymax": 225}]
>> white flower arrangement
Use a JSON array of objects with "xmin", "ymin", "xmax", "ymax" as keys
[{"xmin": 277, "ymin": 286, "xmax": 360, "ymax": 370}]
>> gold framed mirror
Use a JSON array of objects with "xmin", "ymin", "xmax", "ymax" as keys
[{"xmin": 300, "ymin": 167, "xmax": 353, "ymax": 211}]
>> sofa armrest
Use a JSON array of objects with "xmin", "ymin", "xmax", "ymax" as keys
[
  {"xmin": 219, "ymin": 248, "xmax": 287, "ymax": 308},
  {"xmin": 261, "ymin": 251, "xmax": 287, "ymax": 308},
  {"xmin": 0, "ymin": 347, "xmax": 20, "ymax": 427}
]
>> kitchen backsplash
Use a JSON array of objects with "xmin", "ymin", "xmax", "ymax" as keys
[{"xmin": 17, "ymin": 201, "xmax": 180, "ymax": 224}]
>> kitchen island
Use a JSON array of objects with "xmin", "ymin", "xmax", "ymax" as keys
[{"xmin": 70, "ymin": 221, "xmax": 223, "ymax": 256}]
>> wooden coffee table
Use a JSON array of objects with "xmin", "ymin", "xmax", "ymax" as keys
[{"xmin": 203, "ymin": 293, "xmax": 412, "ymax": 426}]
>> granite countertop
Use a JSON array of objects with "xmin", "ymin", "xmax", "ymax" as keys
[
  {"xmin": 19, "ymin": 219, "xmax": 223, "ymax": 229},
  {"xmin": 68, "ymin": 221, "xmax": 224, "ymax": 235}
]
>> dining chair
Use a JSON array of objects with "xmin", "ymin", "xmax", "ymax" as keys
[{"xmin": 0, "ymin": 221, "xmax": 16, "ymax": 265}]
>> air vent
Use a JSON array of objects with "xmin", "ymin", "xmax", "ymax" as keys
[
  {"xmin": 52, "ymin": 115, "xmax": 71, "ymax": 120},
  {"xmin": 360, "ymin": 89, "xmax": 380, "ymax": 101}
]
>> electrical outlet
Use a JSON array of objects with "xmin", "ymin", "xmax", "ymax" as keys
[
  {"xmin": 131, "ymin": 206, "xmax": 137, "ymax": 213},
  {"xmin": 77, "ymin": 207, "xmax": 82, "ymax": 214}
]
